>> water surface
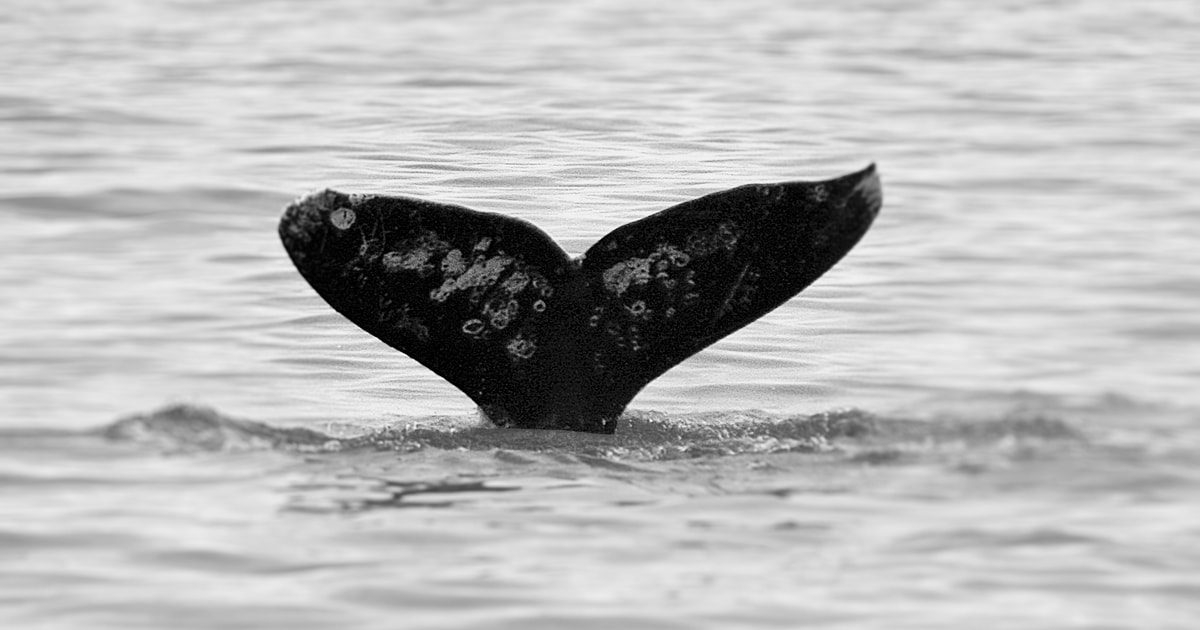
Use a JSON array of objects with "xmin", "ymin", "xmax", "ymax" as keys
[{"xmin": 2, "ymin": 0, "xmax": 1198, "ymax": 627}]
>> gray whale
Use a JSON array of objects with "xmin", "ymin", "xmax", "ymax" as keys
[{"xmin": 279, "ymin": 164, "xmax": 882, "ymax": 433}]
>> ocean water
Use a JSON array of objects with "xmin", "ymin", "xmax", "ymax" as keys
[{"xmin": 2, "ymin": 0, "xmax": 1199, "ymax": 627}]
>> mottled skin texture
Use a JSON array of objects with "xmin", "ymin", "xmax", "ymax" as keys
[{"xmin": 279, "ymin": 164, "xmax": 882, "ymax": 433}]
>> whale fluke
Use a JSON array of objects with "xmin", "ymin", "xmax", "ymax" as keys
[{"xmin": 279, "ymin": 164, "xmax": 882, "ymax": 433}]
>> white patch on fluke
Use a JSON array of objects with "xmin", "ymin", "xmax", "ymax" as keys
[
  {"xmin": 430, "ymin": 255, "xmax": 514, "ymax": 302},
  {"xmin": 506, "ymin": 333, "xmax": 536, "ymax": 360},
  {"xmin": 329, "ymin": 207, "xmax": 356, "ymax": 230},
  {"xmin": 602, "ymin": 259, "xmax": 651, "ymax": 296},
  {"xmin": 485, "ymin": 298, "xmax": 520, "ymax": 330},
  {"xmin": 383, "ymin": 250, "xmax": 430, "ymax": 273},
  {"xmin": 382, "ymin": 231, "xmax": 452, "ymax": 276},
  {"xmin": 501, "ymin": 271, "xmax": 530, "ymax": 294},
  {"xmin": 441, "ymin": 249, "xmax": 466, "ymax": 276},
  {"xmin": 852, "ymin": 170, "xmax": 883, "ymax": 210},
  {"xmin": 808, "ymin": 184, "xmax": 829, "ymax": 202},
  {"xmin": 601, "ymin": 243, "xmax": 690, "ymax": 296}
]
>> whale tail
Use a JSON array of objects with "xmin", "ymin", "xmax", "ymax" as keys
[{"xmin": 279, "ymin": 164, "xmax": 882, "ymax": 433}]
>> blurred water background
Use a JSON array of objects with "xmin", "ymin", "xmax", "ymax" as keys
[{"xmin": 1, "ymin": 0, "xmax": 1198, "ymax": 628}]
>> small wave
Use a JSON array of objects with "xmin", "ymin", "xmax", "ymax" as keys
[
  {"xmin": 100, "ymin": 403, "xmax": 1082, "ymax": 462},
  {"xmin": 101, "ymin": 405, "xmax": 342, "ymax": 453}
]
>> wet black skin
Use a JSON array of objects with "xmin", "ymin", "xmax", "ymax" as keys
[{"xmin": 279, "ymin": 164, "xmax": 882, "ymax": 433}]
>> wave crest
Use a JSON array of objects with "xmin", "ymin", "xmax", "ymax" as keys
[{"xmin": 101, "ymin": 404, "xmax": 1081, "ymax": 461}]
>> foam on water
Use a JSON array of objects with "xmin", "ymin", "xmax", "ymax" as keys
[{"xmin": 100, "ymin": 403, "xmax": 1081, "ymax": 463}]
